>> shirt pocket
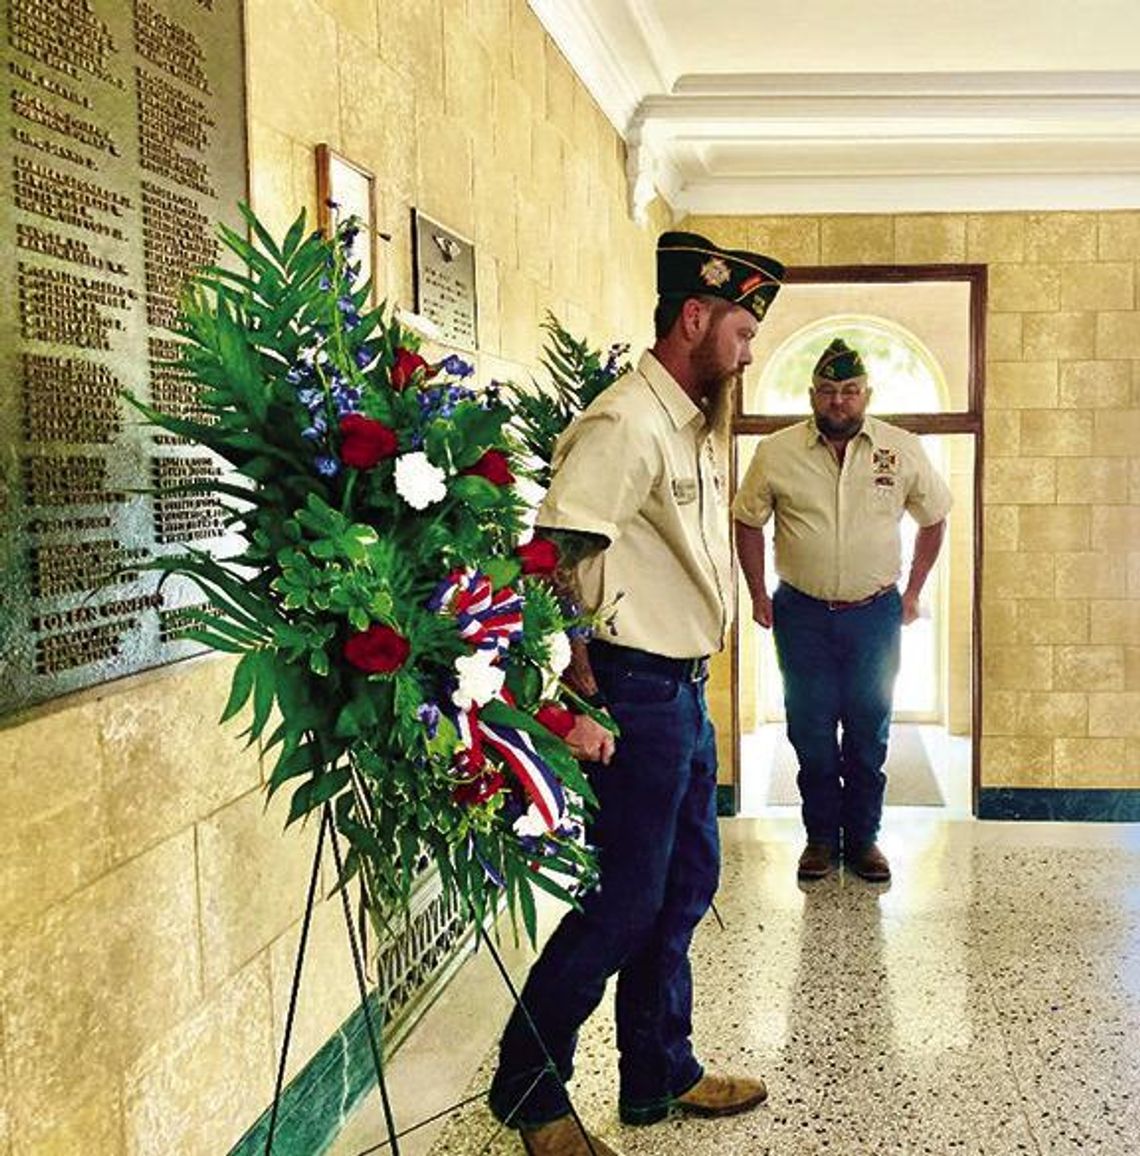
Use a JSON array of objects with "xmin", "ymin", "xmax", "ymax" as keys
[{"xmin": 866, "ymin": 477, "xmax": 907, "ymax": 520}]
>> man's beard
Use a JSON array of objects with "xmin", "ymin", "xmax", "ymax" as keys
[
  {"xmin": 707, "ymin": 371, "xmax": 737, "ymax": 439},
  {"xmin": 814, "ymin": 411, "xmax": 864, "ymax": 440},
  {"xmin": 702, "ymin": 371, "xmax": 737, "ymax": 471}
]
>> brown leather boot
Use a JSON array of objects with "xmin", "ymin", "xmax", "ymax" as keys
[
  {"xmin": 519, "ymin": 1115, "xmax": 622, "ymax": 1156},
  {"xmin": 797, "ymin": 842, "xmax": 836, "ymax": 880},
  {"xmin": 845, "ymin": 841, "xmax": 891, "ymax": 882},
  {"xmin": 674, "ymin": 1072, "xmax": 769, "ymax": 1118}
]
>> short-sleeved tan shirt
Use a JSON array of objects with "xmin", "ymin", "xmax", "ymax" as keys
[
  {"xmin": 733, "ymin": 415, "xmax": 952, "ymax": 602},
  {"xmin": 536, "ymin": 351, "xmax": 732, "ymax": 658}
]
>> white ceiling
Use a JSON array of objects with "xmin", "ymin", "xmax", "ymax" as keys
[{"xmin": 529, "ymin": 0, "xmax": 1140, "ymax": 219}]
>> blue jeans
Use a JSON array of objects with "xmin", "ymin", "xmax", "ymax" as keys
[
  {"xmin": 771, "ymin": 583, "xmax": 902, "ymax": 852},
  {"xmin": 487, "ymin": 643, "xmax": 720, "ymax": 1127}
]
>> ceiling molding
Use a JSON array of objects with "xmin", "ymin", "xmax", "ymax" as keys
[{"xmin": 530, "ymin": 2, "xmax": 1140, "ymax": 220}]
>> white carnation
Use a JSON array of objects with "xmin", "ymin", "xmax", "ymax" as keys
[
  {"xmin": 512, "ymin": 803, "xmax": 550, "ymax": 837},
  {"xmin": 541, "ymin": 630, "xmax": 573, "ymax": 698},
  {"xmin": 395, "ymin": 451, "xmax": 447, "ymax": 510},
  {"xmin": 451, "ymin": 648, "xmax": 506, "ymax": 710}
]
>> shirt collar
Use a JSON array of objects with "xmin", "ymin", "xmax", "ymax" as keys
[
  {"xmin": 806, "ymin": 414, "xmax": 878, "ymax": 448},
  {"xmin": 639, "ymin": 350, "xmax": 704, "ymax": 431}
]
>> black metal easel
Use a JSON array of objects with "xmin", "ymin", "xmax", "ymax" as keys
[{"xmin": 263, "ymin": 802, "xmax": 605, "ymax": 1156}]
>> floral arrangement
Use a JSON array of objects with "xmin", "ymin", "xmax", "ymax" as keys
[
  {"xmin": 504, "ymin": 313, "xmax": 630, "ymax": 487},
  {"xmin": 128, "ymin": 205, "xmax": 604, "ymax": 938}
]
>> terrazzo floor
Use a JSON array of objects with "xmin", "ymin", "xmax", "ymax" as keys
[{"xmin": 329, "ymin": 814, "xmax": 1140, "ymax": 1156}]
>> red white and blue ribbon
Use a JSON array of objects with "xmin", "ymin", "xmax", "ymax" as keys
[
  {"xmin": 450, "ymin": 702, "xmax": 565, "ymax": 831},
  {"xmin": 430, "ymin": 568, "xmax": 523, "ymax": 654},
  {"xmin": 478, "ymin": 713, "xmax": 565, "ymax": 830}
]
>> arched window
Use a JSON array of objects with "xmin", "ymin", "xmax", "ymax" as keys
[{"xmin": 748, "ymin": 315, "xmax": 948, "ymax": 416}]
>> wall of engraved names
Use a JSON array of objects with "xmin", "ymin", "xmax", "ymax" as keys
[{"xmin": 0, "ymin": 0, "xmax": 248, "ymax": 714}]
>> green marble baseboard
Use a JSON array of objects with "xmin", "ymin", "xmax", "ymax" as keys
[
  {"xmin": 717, "ymin": 784, "xmax": 737, "ymax": 816},
  {"xmin": 978, "ymin": 787, "xmax": 1140, "ymax": 822},
  {"xmin": 230, "ymin": 993, "xmax": 385, "ymax": 1156},
  {"xmin": 721, "ymin": 784, "xmax": 1140, "ymax": 822}
]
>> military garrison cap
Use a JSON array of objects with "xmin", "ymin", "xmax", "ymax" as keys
[
  {"xmin": 656, "ymin": 231, "xmax": 784, "ymax": 322},
  {"xmin": 813, "ymin": 337, "xmax": 867, "ymax": 383}
]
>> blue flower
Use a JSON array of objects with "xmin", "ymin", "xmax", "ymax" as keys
[
  {"xmin": 440, "ymin": 354, "xmax": 474, "ymax": 378},
  {"xmin": 314, "ymin": 454, "xmax": 339, "ymax": 477},
  {"xmin": 354, "ymin": 345, "xmax": 374, "ymax": 368},
  {"xmin": 331, "ymin": 386, "xmax": 361, "ymax": 417},
  {"xmin": 319, "ymin": 275, "xmax": 332, "ymax": 291},
  {"xmin": 417, "ymin": 702, "xmax": 441, "ymax": 738},
  {"xmin": 296, "ymin": 386, "xmax": 324, "ymax": 411}
]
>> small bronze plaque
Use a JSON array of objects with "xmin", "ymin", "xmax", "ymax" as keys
[{"xmin": 412, "ymin": 210, "xmax": 477, "ymax": 351}]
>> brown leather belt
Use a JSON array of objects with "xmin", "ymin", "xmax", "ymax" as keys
[{"xmin": 823, "ymin": 585, "xmax": 895, "ymax": 612}]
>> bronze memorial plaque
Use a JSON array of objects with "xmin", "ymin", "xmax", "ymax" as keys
[
  {"xmin": 412, "ymin": 209, "xmax": 477, "ymax": 351},
  {"xmin": 0, "ymin": 0, "xmax": 249, "ymax": 716}
]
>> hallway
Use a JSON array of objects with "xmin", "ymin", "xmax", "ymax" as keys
[{"xmin": 332, "ymin": 816, "xmax": 1140, "ymax": 1156}]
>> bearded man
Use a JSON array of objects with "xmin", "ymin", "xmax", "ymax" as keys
[
  {"xmin": 487, "ymin": 231, "xmax": 784, "ymax": 1155},
  {"xmin": 734, "ymin": 338, "xmax": 951, "ymax": 884}
]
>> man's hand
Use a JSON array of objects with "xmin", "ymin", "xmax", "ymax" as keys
[
  {"xmin": 901, "ymin": 589, "xmax": 921, "ymax": 625},
  {"xmin": 752, "ymin": 591, "xmax": 773, "ymax": 629},
  {"xmin": 565, "ymin": 712, "xmax": 616, "ymax": 765}
]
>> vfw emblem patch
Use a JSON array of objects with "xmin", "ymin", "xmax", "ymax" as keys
[
  {"xmin": 872, "ymin": 447, "xmax": 899, "ymax": 487},
  {"xmin": 700, "ymin": 257, "xmax": 731, "ymax": 287},
  {"xmin": 873, "ymin": 448, "xmax": 898, "ymax": 473}
]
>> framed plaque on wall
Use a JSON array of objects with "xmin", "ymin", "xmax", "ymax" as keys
[
  {"xmin": 316, "ymin": 144, "xmax": 378, "ymax": 302},
  {"xmin": 411, "ymin": 210, "xmax": 477, "ymax": 351}
]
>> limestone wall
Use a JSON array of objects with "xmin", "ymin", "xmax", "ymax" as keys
[
  {"xmin": 688, "ymin": 211, "xmax": 1140, "ymax": 792},
  {"xmin": 0, "ymin": 2, "xmax": 663, "ymax": 1152}
]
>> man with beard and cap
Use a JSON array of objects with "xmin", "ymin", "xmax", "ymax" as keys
[
  {"xmin": 487, "ymin": 231, "xmax": 784, "ymax": 1156},
  {"xmin": 733, "ymin": 337, "xmax": 951, "ymax": 885}
]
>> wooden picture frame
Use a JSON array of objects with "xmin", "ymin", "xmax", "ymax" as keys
[{"xmin": 316, "ymin": 144, "xmax": 378, "ymax": 303}]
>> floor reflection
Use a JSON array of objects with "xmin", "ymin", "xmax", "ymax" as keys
[{"xmin": 329, "ymin": 816, "xmax": 1140, "ymax": 1156}]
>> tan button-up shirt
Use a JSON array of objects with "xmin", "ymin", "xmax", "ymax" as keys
[
  {"xmin": 733, "ymin": 415, "xmax": 952, "ymax": 602},
  {"xmin": 537, "ymin": 351, "xmax": 732, "ymax": 658}
]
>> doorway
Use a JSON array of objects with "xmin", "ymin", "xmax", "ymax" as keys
[{"xmin": 730, "ymin": 265, "xmax": 985, "ymax": 819}]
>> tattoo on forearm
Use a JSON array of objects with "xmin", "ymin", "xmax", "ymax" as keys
[{"xmin": 540, "ymin": 528, "xmax": 607, "ymax": 696}]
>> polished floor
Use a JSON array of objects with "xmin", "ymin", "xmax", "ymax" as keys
[{"xmin": 330, "ymin": 813, "xmax": 1140, "ymax": 1156}]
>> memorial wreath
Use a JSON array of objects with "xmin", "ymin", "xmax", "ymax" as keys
[{"xmin": 127, "ymin": 205, "xmax": 610, "ymax": 939}]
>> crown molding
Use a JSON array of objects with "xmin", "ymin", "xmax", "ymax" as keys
[
  {"xmin": 632, "ymin": 71, "xmax": 1140, "ymax": 218},
  {"xmin": 527, "ymin": 0, "xmax": 661, "ymax": 134},
  {"xmin": 530, "ymin": 0, "xmax": 1140, "ymax": 219}
]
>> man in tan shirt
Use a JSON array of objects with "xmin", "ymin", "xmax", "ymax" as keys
[
  {"xmin": 734, "ymin": 338, "xmax": 951, "ymax": 883},
  {"xmin": 488, "ymin": 232, "xmax": 783, "ymax": 1155}
]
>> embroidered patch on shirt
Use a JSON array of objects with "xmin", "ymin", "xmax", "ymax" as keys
[
  {"xmin": 874, "ymin": 475, "xmax": 895, "ymax": 488},
  {"xmin": 700, "ymin": 257, "xmax": 731, "ymax": 287},
  {"xmin": 672, "ymin": 477, "xmax": 698, "ymax": 504},
  {"xmin": 872, "ymin": 447, "xmax": 899, "ymax": 474}
]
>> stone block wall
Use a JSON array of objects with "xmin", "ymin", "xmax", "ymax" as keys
[
  {"xmin": 0, "ymin": 2, "xmax": 662, "ymax": 1153},
  {"xmin": 687, "ymin": 210, "xmax": 1140, "ymax": 791}
]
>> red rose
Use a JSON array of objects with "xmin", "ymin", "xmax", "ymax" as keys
[
  {"xmin": 339, "ymin": 414, "xmax": 398, "ymax": 469},
  {"xmin": 452, "ymin": 769, "xmax": 505, "ymax": 806},
  {"xmin": 516, "ymin": 537, "xmax": 560, "ymax": 576},
  {"xmin": 535, "ymin": 703, "xmax": 576, "ymax": 739},
  {"xmin": 390, "ymin": 348, "xmax": 427, "ymax": 390},
  {"xmin": 343, "ymin": 624, "xmax": 410, "ymax": 673},
  {"xmin": 461, "ymin": 449, "xmax": 514, "ymax": 486}
]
